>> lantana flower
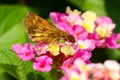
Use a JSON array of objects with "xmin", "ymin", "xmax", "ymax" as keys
[
  {"xmin": 47, "ymin": 42, "xmax": 60, "ymax": 56},
  {"xmin": 61, "ymin": 58, "xmax": 120, "ymax": 80},
  {"xmin": 60, "ymin": 42, "xmax": 75, "ymax": 56},
  {"xmin": 33, "ymin": 55, "xmax": 53, "ymax": 72},
  {"xmin": 35, "ymin": 42, "xmax": 47, "ymax": 56},
  {"xmin": 81, "ymin": 11, "xmax": 97, "ymax": 21},
  {"xmin": 12, "ymin": 43, "xmax": 35, "ymax": 61},
  {"xmin": 72, "ymin": 25, "xmax": 88, "ymax": 41},
  {"xmin": 74, "ymin": 39, "xmax": 95, "ymax": 51},
  {"xmin": 95, "ymin": 16, "xmax": 115, "ymax": 38},
  {"xmin": 50, "ymin": 12, "xmax": 74, "ymax": 35},
  {"xmin": 105, "ymin": 33, "xmax": 120, "ymax": 49}
]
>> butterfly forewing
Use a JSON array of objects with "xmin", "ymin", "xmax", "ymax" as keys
[{"xmin": 24, "ymin": 12, "xmax": 68, "ymax": 43}]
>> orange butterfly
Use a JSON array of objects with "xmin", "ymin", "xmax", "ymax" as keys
[{"xmin": 24, "ymin": 12, "xmax": 74, "ymax": 43}]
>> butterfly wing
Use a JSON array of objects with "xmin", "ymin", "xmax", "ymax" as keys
[{"xmin": 24, "ymin": 12, "xmax": 67, "ymax": 43}]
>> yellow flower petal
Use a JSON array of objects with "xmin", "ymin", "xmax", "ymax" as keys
[
  {"xmin": 61, "ymin": 45, "xmax": 75, "ymax": 56},
  {"xmin": 82, "ymin": 11, "xmax": 97, "ymax": 21},
  {"xmin": 82, "ymin": 20, "xmax": 95, "ymax": 33},
  {"xmin": 47, "ymin": 43, "xmax": 60, "ymax": 56}
]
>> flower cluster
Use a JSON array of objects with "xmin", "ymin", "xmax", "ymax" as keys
[
  {"xmin": 12, "ymin": 7, "xmax": 120, "ymax": 79},
  {"xmin": 50, "ymin": 7, "xmax": 120, "ymax": 49},
  {"xmin": 61, "ymin": 58, "xmax": 120, "ymax": 80},
  {"xmin": 12, "ymin": 41, "xmax": 91, "ymax": 72}
]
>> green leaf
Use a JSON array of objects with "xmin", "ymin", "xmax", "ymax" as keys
[
  {"xmin": 0, "ymin": 68, "xmax": 16, "ymax": 80},
  {"xmin": 82, "ymin": 0, "xmax": 107, "ymax": 16},
  {"xmin": 0, "ymin": 48, "xmax": 51, "ymax": 80},
  {"xmin": 0, "ymin": 48, "xmax": 32, "ymax": 80},
  {"xmin": 67, "ymin": 0, "xmax": 84, "ymax": 9},
  {"xmin": 105, "ymin": 0, "xmax": 120, "ymax": 33},
  {"xmin": 0, "ymin": 5, "xmax": 28, "ymax": 48},
  {"xmin": 105, "ymin": 48, "xmax": 120, "ymax": 60},
  {"xmin": 0, "ymin": 23, "xmax": 25, "ymax": 48},
  {"xmin": 0, "ymin": 5, "xmax": 51, "ymax": 80}
]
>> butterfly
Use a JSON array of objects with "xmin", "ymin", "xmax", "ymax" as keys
[{"xmin": 24, "ymin": 12, "xmax": 74, "ymax": 43}]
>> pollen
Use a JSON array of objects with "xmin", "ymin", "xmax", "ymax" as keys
[{"xmin": 47, "ymin": 43, "xmax": 60, "ymax": 56}]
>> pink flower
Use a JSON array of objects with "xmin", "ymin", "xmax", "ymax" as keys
[
  {"xmin": 96, "ymin": 39, "xmax": 106, "ymax": 48},
  {"xmin": 61, "ymin": 58, "xmax": 74, "ymax": 72},
  {"xmin": 66, "ymin": 13, "xmax": 82, "ymax": 26},
  {"xmin": 12, "ymin": 43, "xmax": 35, "ymax": 61},
  {"xmin": 35, "ymin": 42, "xmax": 47, "ymax": 56},
  {"xmin": 49, "ymin": 12, "xmax": 66, "ymax": 25},
  {"xmin": 105, "ymin": 33, "xmax": 120, "ymax": 49},
  {"xmin": 50, "ymin": 12, "xmax": 74, "ymax": 35},
  {"xmin": 61, "ymin": 58, "xmax": 88, "ymax": 80},
  {"xmin": 72, "ymin": 25, "xmax": 88, "ymax": 41},
  {"xmin": 33, "ymin": 55, "xmax": 53, "ymax": 72},
  {"xmin": 87, "ymin": 61, "xmax": 120, "ymax": 80},
  {"xmin": 95, "ymin": 32, "xmax": 120, "ymax": 49},
  {"xmin": 95, "ymin": 16, "xmax": 115, "ymax": 38},
  {"xmin": 96, "ymin": 16, "xmax": 113, "ymax": 25},
  {"xmin": 74, "ymin": 39, "xmax": 95, "ymax": 51},
  {"xmin": 60, "ymin": 76, "xmax": 68, "ymax": 80},
  {"xmin": 74, "ymin": 49, "xmax": 92, "ymax": 62},
  {"xmin": 87, "ymin": 33, "xmax": 99, "ymax": 40},
  {"xmin": 61, "ymin": 59, "xmax": 120, "ymax": 80},
  {"xmin": 12, "ymin": 43, "xmax": 22, "ymax": 53}
]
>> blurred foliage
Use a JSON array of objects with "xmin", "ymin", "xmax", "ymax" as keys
[
  {"xmin": 0, "ymin": 48, "xmax": 51, "ymax": 80},
  {"xmin": 0, "ymin": 0, "xmax": 120, "ymax": 80},
  {"xmin": 0, "ymin": 5, "xmax": 27, "ymax": 48}
]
